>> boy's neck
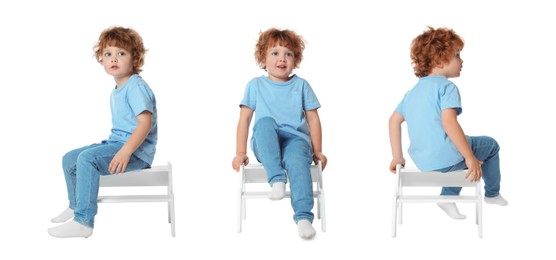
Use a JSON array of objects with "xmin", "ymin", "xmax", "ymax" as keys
[
  {"xmin": 267, "ymin": 74, "xmax": 293, "ymax": 83},
  {"xmin": 115, "ymin": 74, "xmax": 133, "ymax": 88},
  {"xmin": 428, "ymin": 72, "xmax": 446, "ymax": 77}
]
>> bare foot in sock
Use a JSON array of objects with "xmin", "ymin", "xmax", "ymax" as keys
[
  {"xmin": 48, "ymin": 220, "xmax": 93, "ymax": 238},
  {"xmin": 484, "ymin": 194, "xmax": 508, "ymax": 206},
  {"xmin": 297, "ymin": 219, "xmax": 316, "ymax": 239},
  {"xmin": 438, "ymin": 203, "xmax": 466, "ymax": 219},
  {"xmin": 51, "ymin": 207, "xmax": 74, "ymax": 223},
  {"xmin": 268, "ymin": 182, "xmax": 286, "ymax": 200}
]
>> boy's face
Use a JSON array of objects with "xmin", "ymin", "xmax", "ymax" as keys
[
  {"xmin": 442, "ymin": 51, "xmax": 464, "ymax": 78},
  {"xmin": 264, "ymin": 45, "xmax": 295, "ymax": 82},
  {"xmin": 102, "ymin": 45, "xmax": 134, "ymax": 87}
]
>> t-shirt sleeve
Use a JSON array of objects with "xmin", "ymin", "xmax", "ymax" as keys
[
  {"xmin": 394, "ymin": 92, "xmax": 407, "ymax": 115},
  {"xmin": 240, "ymin": 81, "xmax": 256, "ymax": 110},
  {"xmin": 439, "ymin": 83, "xmax": 462, "ymax": 115},
  {"xmin": 127, "ymin": 84, "xmax": 155, "ymax": 117},
  {"xmin": 302, "ymin": 83, "xmax": 320, "ymax": 111}
]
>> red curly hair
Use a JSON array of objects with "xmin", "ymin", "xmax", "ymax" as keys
[
  {"xmin": 410, "ymin": 27, "xmax": 464, "ymax": 77},
  {"xmin": 93, "ymin": 26, "xmax": 147, "ymax": 75},
  {"xmin": 255, "ymin": 28, "xmax": 305, "ymax": 69}
]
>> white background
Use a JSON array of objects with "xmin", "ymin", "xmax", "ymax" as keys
[{"xmin": 1, "ymin": 0, "xmax": 554, "ymax": 259}]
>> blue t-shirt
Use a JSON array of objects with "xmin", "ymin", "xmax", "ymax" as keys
[
  {"xmin": 108, "ymin": 74, "xmax": 157, "ymax": 165},
  {"xmin": 240, "ymin": 75, "xmax": 320, "ymax": 147},
  {"xmin": 395, "ymin": 75, "xmax": 464, "ymax": 171}
]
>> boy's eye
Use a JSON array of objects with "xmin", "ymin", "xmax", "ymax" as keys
[
  {"xmin": 118, "ymin": 51, "xmax": 126, "ymax": 56},
  {"xmin": 286, "ymin": 52, "xmax": 293, "ymax": 57},
  {"xmin": 271, "ymin": 51, "xmax": 278, "ymax": 56},
  {"xmin": 104, "ymin": 52, "xmax": 111, "ymax": 57}
]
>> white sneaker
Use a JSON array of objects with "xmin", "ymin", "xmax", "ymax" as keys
[{"xmin": 484, "ymin": 194, "xmax": 508, "ymax": 206}]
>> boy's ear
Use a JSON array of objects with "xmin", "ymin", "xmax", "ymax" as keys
[{"xmin": 434, "ymin": 61, "xmax": 445, "ymax": 69}]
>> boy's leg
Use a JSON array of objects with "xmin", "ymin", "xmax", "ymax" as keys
[
  {"xmin": 63, "ymin": 145, "xmax": 103, "ymax": 210},
  {"xmin": 436, "ymin": 161, "xmax": 467, "ymax": 219},
  {"xmin": 468, "ymin": 136, "xmax": 507, "ymax": 205},
  {"xmin": 252, "ymin": 117, "xmax": 287, "ymax": 199},
  {"xmin": 72, "ymin": 142, "xmax": 123, "ymax": 228},
  {"xmin": 49, "ymin": 142, "xmax": 149, "ymax": 238},
  {"xmin": 440, "ymin": 136, "xmax": 506, "ymax": 204},
  {"xmin": 52, "ymin": 144, "xmax": 103, "ymax": 223},
  {"xmin": 439, "ymin": 136, "xmax": 502, "ymax": 198},
  {"xmin": 72, "ymin": 142, "xmax": 149, "ymax": 228},
  {"xmin": 282, "ymin": 136, "xmax": 315, "ymax": 238},
  {"xmin": 439, "ymin": 160, "xmax": 466, "ymax": 196}
]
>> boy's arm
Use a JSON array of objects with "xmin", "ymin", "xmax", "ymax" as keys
[
  {"xmin": 389, "ymin": 111, "xmax": 406, "ymax": 173},
  {"xmin": 441, "ymin": 108, "xmax": 482, "ymax": 181},
  {"xmin": 110, "ymin": 111, "xmax": 152, "ymax": 174},
  {"xmin": 232, "ymin": 106, "xmax": 254, "ymax": 171},
  {"xmin": 306, "ymin": 109, "xmax": 327, "ymax": 170}
]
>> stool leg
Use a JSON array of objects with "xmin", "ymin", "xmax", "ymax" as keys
[
  {"xmin": 478, "ymin": 201, "xmax": 483, "ymax": 238},
  {"xmin": 392, "ymin": 195, "xmax": 398, "ymax": 237},
  {"xmin": 320, "ymin": 191, "xmax": 326, "ymax": 232},
  {"xmin": 237, "ymin": 190, "xmax": 243, "ymax": 233},
  {"xmin": 316, "ymin": 196, "xmax": 321, "ymax": 219},
  {"xmin": 168, "ymin": 201, "xmax": 171, "ymax": 224},
  {"xmin": 170, "ymin": 198, "xmax": 176, "ymax": 237}
]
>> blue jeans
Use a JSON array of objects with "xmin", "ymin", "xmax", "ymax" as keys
[
  {"xmin": 62, "ymin": 141, "xmax": 150, "ymax": 228},
  {"xmin": 435, "ymin": 136, "xmax": 501, "ymax": 198},
  {"xmin": 252, "ymin": 117, "xmax": 314, "ymax": 223}
]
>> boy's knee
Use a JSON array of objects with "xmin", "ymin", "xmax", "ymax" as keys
[
  {"xmin": 283, "ymin": 155, "xmax": 312, "ymax": 172},
  {"xmin": 62, "ymin": 150, "xmax": 79, "ymax": 168},
  {"xmin": 76, "ymin": 150, "xmax": 97, "ymax": 166},
  {"xmin": 486, "ymin": 136, "xmax": 500, "ymax": 151}
]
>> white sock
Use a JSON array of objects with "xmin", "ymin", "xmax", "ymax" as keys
[
  {"xmin": 48, "ymin": 220, "xmax": 93, "ymax": 238},
  {"xmin": 268, "ymin": 182, "xmax": 286, "ymax": 200},
  {"xmin": 297, "ymin": 219, "xmax": 316, "ymax": 239},
  {"xmin": 437, "ymin": 203, "xmax": 466, "ymax": 219},
  {"xmin": 484, "ymin": 194, "xmax": 508, "ymax": 206},
  {"xmin": 51, "ymin": 207, "xmax": 74, "ymax": 223}
]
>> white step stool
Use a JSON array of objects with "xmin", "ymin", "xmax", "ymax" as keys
[
  {"xmin": 237, "ymin": 161, "xmax": 326, "ymax": 233},
  {"xmin": 392, "ymin": 164, "xmax": 483, "ymax": 238},
  {"xmin": 98, "ymin": 162, "xmax": 175, "ymax": 236}
]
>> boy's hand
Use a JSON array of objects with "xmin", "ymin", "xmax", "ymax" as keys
[
  {"xmin": 110, "ymin": 148, "xmax": 132, "ymax": 174},
  {"xmin": 232, "ymin": 153, "xmax": 249, "ymax": 172},
  {"xmin": 390, "ymin": 158, "xmax": 405, "ymax": 173},
  {"xmin": 313, "ymin": 152, "xmax": 327, "ymax": 170},
  {"xmin": 464, "ymin": 157, "xmax": 483, "ymax": 182}
]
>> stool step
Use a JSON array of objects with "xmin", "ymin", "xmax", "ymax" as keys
[
  {"xmin": 98, "ymin": 195, "xmax": 172, "ymax": 203},
  {"xmin": 397, "ymin": 195, "xmax": 480, "ymax": 203}
]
